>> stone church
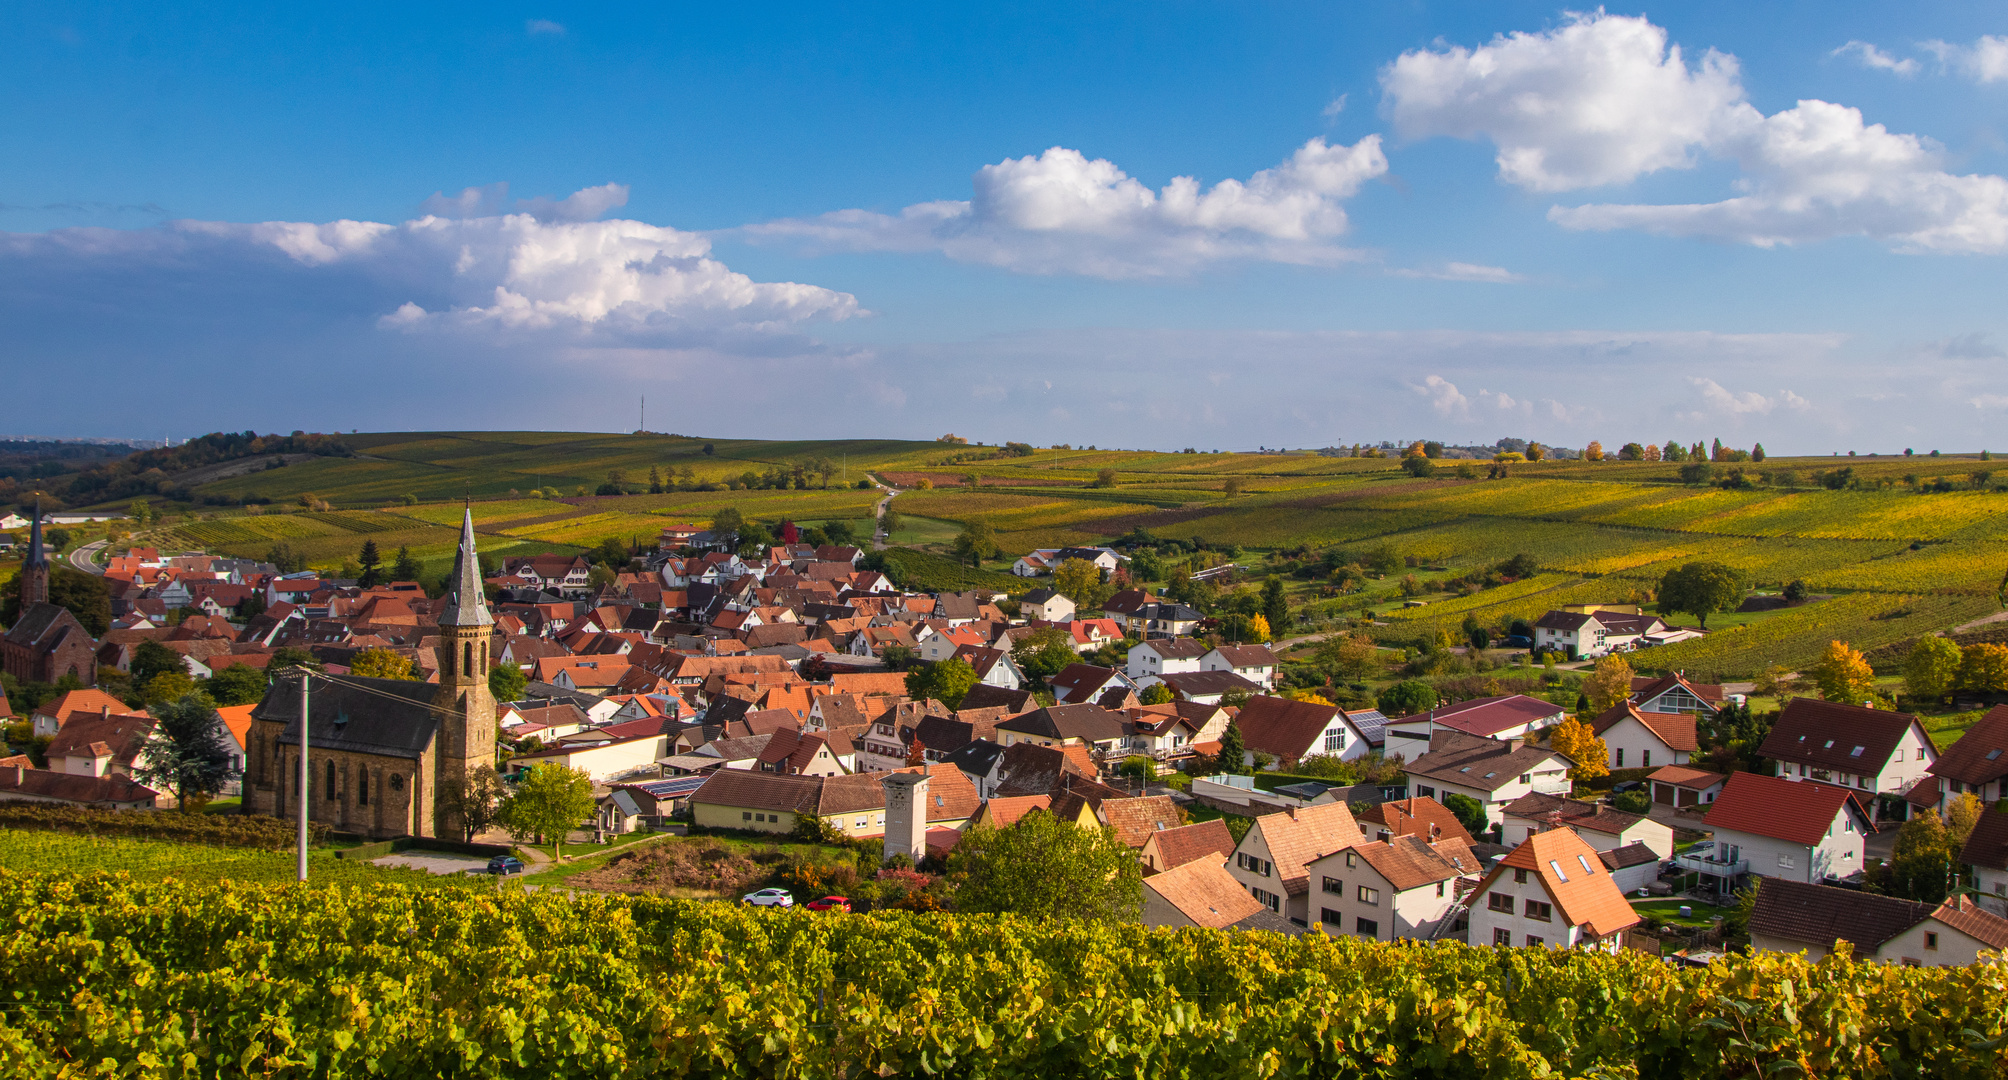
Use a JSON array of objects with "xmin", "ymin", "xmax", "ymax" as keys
[
  {"xmin": 1, "ymin": 506, "xmax": 99, "ymax": 687},
  {"xmin": 244, "ymin": 508, "xmax": 496, "ymax": 839}
]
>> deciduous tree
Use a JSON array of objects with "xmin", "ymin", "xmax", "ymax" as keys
[
  {"xmin": 499, "ymin": 763, "xmax": 596, "ymax": 860},
  {"xmin": 904, "ymin": 658, "xmax": 979, "ymax": 709},
  {"xmin": 135, "ymin": 694, "xmax": 237, "ymax": 809},
  {"xmin": 1811, "ymin": 640, "xmax": 1876, "ymax": 705},
  {"xmin": 1548, "ymin": 717, "xmax": 1609, "ymax": 781},
  {"xmin": 204, "ymin": 664, "xmax": 268, "ymax": 706},
  {"xmin": 1958, "ymin": 642, "xmax": 2008, "ymax": 693},
  {"xmin": 1052, "ymin": 558, "xmax": 1108, "ymax": 609},
  {"xmin": 1377, "ymin": 679, "xmax": 1437, "ymax": 716},
  {"xmin": 1903, "ymin": 636, "xmax": 1964, "ymax": 703},
  {"xmin": 1581, "ymin": 654, "xmax": 1635, "ymax": 716},
  {"xmin": 143, "ymin": 670, "xmax": 196, "ymax": 705},
  {"xmin": 1317, "ymin": 633, "xmax": 1381, "ymax": 682},
  {"xmin": 1010, "ymin": 628, "xmax": 1078, "ymax": 688},
  {"xmin": 950, "ymin": 810, "xmax": 1141, "ymax": 922},
  {"xmin": 1654, "ymin": 561, "xmax": 1745, "ymax": 628},
  {"xmin": 349, "ymin": 648, "xmax": 416, "ymax": 681},
  {"xmin": 1139, "ymin": 683, "xmax": 1174, "ymax": 706},
  {"xmin": 488, "ymin": 663, "xmax": 527, "ymax": 703}
]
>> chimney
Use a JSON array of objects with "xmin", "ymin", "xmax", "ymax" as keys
[
  {"xmin": 1507, "ymin": 737, "xmax": 1525, "ymax": 753},
  {"xmin": 881, "ymin": 772, "xmax": 929, "ymax": 865}
]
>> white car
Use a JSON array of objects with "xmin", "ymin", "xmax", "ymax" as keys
[{"xmin": 741, "ymin": 888, "xmax": 794, "ymax": 908}]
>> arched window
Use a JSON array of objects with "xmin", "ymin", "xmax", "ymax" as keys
[
  {"xmin": 464, "ymin": 641, "xmax": 473, "ymax": 676},
  {"xmin": 326, "ymin": 761, "xmax": 337, "ymax": 798},
  {"xmin": 358, "ymin": 771, "xmax": 370, "ymax": 806}
]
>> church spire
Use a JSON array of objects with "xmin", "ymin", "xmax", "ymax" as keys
[
  {"xmin": 438, "ymin": 506, "xmax": 492, "ymax": 628},
  {"xmin": 22, "ymin": 498, "xmax": 49, "ymax": 607}
]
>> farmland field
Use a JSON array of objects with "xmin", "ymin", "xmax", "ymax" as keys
[{"xmin": 0, "ymin": 830, "xmax": 483, "ymax": 890}]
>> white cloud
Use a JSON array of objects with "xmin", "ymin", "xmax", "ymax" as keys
[
  {"xmin": 527, "ymin": 19, "xmax": 565, "ymax": 36},
  {"xmin": 1690, "ymin": 377, "xmax": 1812, "ymax": 416},
  {"xmin": 419, "ymin": 182, "xmax": 630, "ymax": 223},
  {"xmin": 1380, "ymin": 12, "xmax": 1743, "ymax": 191},
  {"xmin": 1385, "ymin": 11, "xmax": 2008, "ymax": 252},
  {"xmin": 743, "ymin": 137, "xmax": 1388, "ymax": 277},
  {"xmin": 1391, "ymin": 261, "xmax": 1523, "ymax": 283},
  {"xmin": 1322, "ymin": 94, "xmax": 1348, "ymax": 118},
  {"xmin": 1833, "ymin": 41, "xmax": 1919, "ymax": 76},
  {"xmin": 1922, "ymin": 36, "xmax": 2008, "ymax": 82},
  {"xmin": 1412, "ymin": 374, "xmax": 1470, "ymax": 416}
]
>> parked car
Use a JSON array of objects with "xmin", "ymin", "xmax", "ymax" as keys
[
  {"xmin": 742, "ymin": 888, "xmax": 794, "ymax": 908},
  {"xmin": 805, "ymin": 895, "xmax": 851, "ymax": 913},
  {"xmin": 1610, "ymin": 781, "xmax": 1646, "ymax": 795},
  {"xmin": 487, "ymin": 855, "xmax": 525, "ymax": 876}
]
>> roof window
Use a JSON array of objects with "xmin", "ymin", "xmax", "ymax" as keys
[
  {"xmin": 1987, "ymin": 749, "xmax": 2002, "ymax": 761},
  {"xmin": 1849, "ymin": 746, "xmax": 1864, "ymax": 757},
  {"xmin": 1577, "ymin": 854, "xmax": 1595, "ymax": 875},
  {"xmin": 1548, "ymin": 859, "xmax": 1569, "ymax": 883},
  {"xmin": 1823, "ymin": 739, "xmax": 1835, "ymax": 748}
]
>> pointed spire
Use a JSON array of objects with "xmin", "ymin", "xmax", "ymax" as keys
[
  {"xmin": 24, "ymin": 498, "xmax": 46, "ymax": 570},
  {"xmin": 439, "ymin": 507, "xmax": 493, "ymax": 627},
  {"xmin": 21, "ymin": 498, "xmax": 49, "ymax": 607}
]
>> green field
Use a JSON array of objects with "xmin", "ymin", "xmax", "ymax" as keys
[
  {"xmin": 93, "ymin": 431, "xmax": 2008, "ymax": 677},
  {"xmin": 0, "ymin": 829, "xmax": 484, "ymax": 890}
]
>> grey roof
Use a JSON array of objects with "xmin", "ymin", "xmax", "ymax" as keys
[
  {"xmin": 607, "ymin": 789, "xmax": 644, "ymax": 816},
  {"xmin": 998, "ymin": 703, "xmax": 1128, "ymax": 744},
  {"xmin": 1404, "ymin": 731, "xmax": 1569, "ymax": 792},
  {"xmin": 24, "ymin": 502, "xmax": 46, "ymax": 570},
  {"xmin": 260, "ymin": 672, "xmax": 440, "ymax": 760},
  {"xmin": 438, "ymin": 508, "xmax": 494, "ymax": 628},
  {"xmin": 3, "ymin": 603, "xmax": 86, "ymax": 649},
  {"xmin": 942, "ymin": 738, "xmax": 1006, "ymax": 778}
]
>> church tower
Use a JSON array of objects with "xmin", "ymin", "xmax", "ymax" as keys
[
  {"xmin": 433, "ymin": 507, "xmax": 496, "ymax": 835},
  {"xmin": 21, "ymin": 501, "xmax": 49, "ymax": 607}
]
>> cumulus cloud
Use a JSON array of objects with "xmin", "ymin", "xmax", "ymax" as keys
[
  {"xmin": 419, "ymin": 182, "xmax": 630, "ymax": 223},
  {"xmin": 743, "ymin": 137, "xmax": 1388, "ymax": 277},
  {"xmin": 5, "ymin": 186, "xmax": 859, "ymax": 336},
  {"xmin": 1922, "ymin": 36, "xmax": 2008, "ymax": 82},
  {"xmin": 1384, "ymin": 11, "xmax": 2008, "ymax": 253},
  {"xmin": 1688, "ymin": 377, "xmax": 1813, "ymax": 417},
  {"xmin": 1412, "ymin": 374, "xmax": 1471, "ymax": 416},
  {"xmin": 1833, "ymin": 41, "xmax": 1918, "ymax": 76},
  {"xmin": 1380, "ymin": 12, "xmax": 1743, "ymax": 191}
]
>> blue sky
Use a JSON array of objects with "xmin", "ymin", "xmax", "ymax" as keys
[{"xmin": 5, "ymin": 2, "xmax": 2008, "ymax": 452}]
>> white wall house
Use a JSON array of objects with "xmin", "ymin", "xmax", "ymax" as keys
[
  {"xmin": 1686, "ymin": 771, "xmax": 1871, "ymax": 900},
  {"xmin": 1757, "ymin": 698, "xmax": 1938, "ymax": 798},
  {"xmin": 1304, "ymin": 835, "xmax": 1479, "ymax": 942},
  {"xmin": 1463, "ymin": 829, "xmax": 1639, "ymax": 952}
]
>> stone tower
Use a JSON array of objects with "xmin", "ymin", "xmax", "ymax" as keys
[
  {"xmin": 21, "ymin": 501, "xmax": 48, "ymax": 607},
  {"xmin": 433, "ymin": 507, "xmax": 496, "ymax": 835},
  {"xmin": 881, "ymin": 771, "xmax": 929, "ymax": 865}
]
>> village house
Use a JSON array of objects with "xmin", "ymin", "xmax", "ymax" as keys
[
  {"xmin": 1201, "ymin": 644, "xmax": 1279, "ymax": 691},
  {"xmin": 1125, "ymin": 638, "xmax": 1210, "ymax": 683},
  {"xmin": 1018, "ymin": 588, "xmax": 1075, "ymax": 623},
  {"xmin": 1629, "ymin": 673, "xmax": 1729, "ymax": 718},
  {"xmin": 1757, "ymin": 697, "xmax": 1938, "ymax": 803},
  {"xmin": 1143, "ymin": 859, "xmax": 1299, "ymax": 932},
  {"xmin": 1749, "ymin": 877, "xmax": 2008, "ymax": 966},
  {"xmin": 1232, "ymin": 694, "xmax": 1377, "ymax": 767},
  {"xmin": 1590, "ymin": 702, "xmax": 1697, "ymax": 771},
  {"xmin": 1962, "ymin": 811, "xmax": 2008, "ymax": 917},
  {"xmin": 993, "ymin": 703, "xmax": 1128, "ymax": 756},
  {"xmin": 1687, "ymin": 771, "xmax": 1872, "ymax": 900},
  {"xmin": 0, "ymin": 765, "xmax": 158, "ymax": 809},
  {"xmin": 1531, "ymin": 605, "xmax": 1677, "ymax": 660},
  {"xmin": 1463, "ymin": 828, "xmax": 1641, "ymax": 951},
  {"xmin": 1139, "ymin": 819, "xmax": 1237, "ymax": 875},
  {"xmin": 1647, "ymin": 764, "xmax": 1728, "ymax": 809},
  {"xmin": 1383, "ymin": 694, "xmax": 1567, "ymax": 750},
  {"xmin": 1499, "ymin": 790, "xmax": 1675, "ymax": 859},
  {"xmin": 1224, "ymin": 802, "xmax": 1367, "ymax": 927},
  {"xmin": 1923, "ymin": 705, "xmax": 2008, "ymax": 809},
  {"xmin": 1151, "ymin": 669, "xmax": 1262, "ymax": 706},
  {"xmin": 1401, "ymin": 732, "xmax": 1574, "ymax": 831},
  {"xmin": 1355, "ymin": 796, "xmax": 1473, "ymax": 845},
  {"xmin": 1305, "ymin": 833, "xmax": 1481, "ymax": 942}
]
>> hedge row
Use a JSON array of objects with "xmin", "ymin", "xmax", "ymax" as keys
[
  {"xmin": 0, "ymin": 805, "xmax": 325, "ymax": 849},
  {"xmin": 0, "ymin": 871, "xmax": 2002, "ymax": 1078}
]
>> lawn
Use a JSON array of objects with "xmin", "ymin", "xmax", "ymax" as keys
[
  {"xmin": 0, "ymin": 829, "xmax": 485, "ymax": 890},
  {"xmin": 1630, "ymin": 898, "xmax": 1733, "ymax": 929}
]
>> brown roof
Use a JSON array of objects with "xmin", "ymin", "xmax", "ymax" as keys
[
  {"xmin": 1144, "ymin": 859, "xmax": 1267, "ymax": 929},
  {"xmin": 1137, "ymin": 638, "xmax": 1210, "ymax": 660},
  {"xmin": 1101, "ymin": 795, "xmax": 1183, "ymax": 848},
  {"xmin": 1961, "ymin": 808, "xmax": 2008, "ymax": 872},
  {"xmin": 1346, "ymin": 834, "xmax": 1479, "ymax": 891},
  {"xmin": 1629, "ymin": 672, "xmax": 1726, "ymax": 707},
  {"xmin": 1757, "ymin": 697, "xmax": 1930, "ymax": 773},
  {"xmin": 1749, "ymin": 877, "xmax": 1932, "ymax": 952},
  {"xmin": 956, "ymin": 684, "xmax": 1038, "ymax": 714},
  {"xmin": 996, "ymin": 703, "xmax": 1127, "ymax": 744},
  {"xmin": 992, "ymin": 742, "xmax": 1087, "ymax": 798},
  {"xmin": 1047, "ymin": 664, "xmax": 1125, "ymax": 705},
  {"xmin": 1232, "ymin": 695, "xmax": 1341, "ymax": 760},
  {"xmin": 0, "ymin": 767, "xmax": 158, "ymax": 806},
  {"xmin": 1356, "ymin": 796, "xmax": 1473, "ymax": 845},
  {"xmin": 1928, "ymin": 895, "xmax": 2008, "ymax": 950},
  {"xmin": 1142, "ymin": 819, "xmax": 1236, "ymax": 871},
  {"xmin": 1157, "ymin": 670, "xmax": 1262, "ymax": 698},
  {"xmin": 1590, "ymin": 702, "xmax": 1698, "ymax": 753},
  {"xmin": 1209, "ymin": 644, "xmax": 1278, "ymax": 668},
  {"xmin": 1704, "ymin": 771, "xmax": 1868, "ymax": 846},
  {"xmin": 1927, "ymin": 705, "xmax": 2008, "ymax": 787},
  {"xmin": 1404, "ymin": 731, "xmax": 1569, "ymax": 792},
  {"xmin": 1473, "ymin": 828, "xmax": 1639, "ymax": 938},
  {"xmin": 46, "ymin": 713, "xmax": 154, "ymax": 765},
  {"xmin": 1500, "ymin": 791, "xmax": 1651, "ymax": 839},
  {"xmin": 1247, "ymin": 802, "xmax": 1365, "ymax": 896},
  {"xmin": 1646, "ymin": 764, "xmax": 1725, "ymax": 790},
  {"xmin": 980, "ymin": 794, "xmax": 1052, "ymax": 827}
]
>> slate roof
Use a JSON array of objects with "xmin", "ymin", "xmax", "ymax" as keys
[
  {"xmin": 1750, "ymin": 877, "xmax": 1933, "ymax": 952},
  {"xmin": 1047, "ymin": 664, "xmax": 1127, "ymax": 705},
  {"xmin": 941, "ymin": 738, "xmax": 1007, "ymax": 781},
  {"xmin": 261, "ymin": 672, "xmax": 441, "ymax": 760},
  {"xmin": 1928, "ymin": 705, "xmax": 2008, "ymax": 787},
  {"xmin": 992, "ymin": 742, "xmax": 1086, "ymax": 798},
  {"xmin": 1704, "ymin": 771, "xmax": 1864, "ymax": 846},
  {"xmin": 1210, "ymin": 645, "xmax": 1278, "ymax": 668},
  {"xmin": 1757, "ymin": 697, "xmax": 1928, "ymax": 773},
  {"xmin": 1404, "ymin": 731, "xmax": 1568, "ymax": 792},
  {"xmin": 1591, "ymin": 702, "xmax": 1698, "ymax": 753},
  {"xmin": 1136, "ymin": 638, "xmax": 1210, "ymax": 660}
]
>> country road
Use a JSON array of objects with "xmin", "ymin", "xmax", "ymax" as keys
[
  {"xmin": 68, "ymin": 538, "xmax": 108, "ymax": 575},
  {"xmin": 869, "ymin": 476, "xmax": 901, "ymax": 550}
]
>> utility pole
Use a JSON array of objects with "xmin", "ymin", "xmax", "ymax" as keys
[{"xmin": 296, "ymin": 669, "xmax": 311, "ymax": 882}]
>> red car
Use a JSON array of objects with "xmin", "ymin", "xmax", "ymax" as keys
[{"xmin": 805, "ymin": 895, "xmax": 851, "ymax": 913}]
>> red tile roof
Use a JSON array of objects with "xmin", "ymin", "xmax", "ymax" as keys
[
  {"xmin": 1704, "ymin": 771, "xmax": 1862, "ymax": 846},
  {"xmin": 1422, "ymin": 694, "xmax": 1566, "ymax": 737}
]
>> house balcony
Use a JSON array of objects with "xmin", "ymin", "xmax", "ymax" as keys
[{"xmin": 1672, "ymin": 852, "xmax": 1748, "ymax": 877}]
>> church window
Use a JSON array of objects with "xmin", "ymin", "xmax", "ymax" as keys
[
  {"xmin": 464, "ymin": 642, "xmax": 474, "ymax": 676},
  {"xmin": 358, "ymin": 771, "xmax": 369, "ymax": 806},
  {"xmin": 326, "ymin": 761, "xmax": 338, "ymax": 798},
  {"xmin": 389, "ymin": 774, "xmax": 404, "ymax": 792}
]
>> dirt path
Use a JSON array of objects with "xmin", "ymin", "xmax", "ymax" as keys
[{"xmin": 868, "ymin": 475, "xmax": 902, "ymax": 550}]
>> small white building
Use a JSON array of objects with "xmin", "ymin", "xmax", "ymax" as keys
[
  {"xmin": 1125, "ymin": 638, "xmax": 1210, "ymax": 682},
  {"xmin": 1590, "ymin": 703, "xmax": 1696, "ymax": 771},
  {"xmin": 1686, "ymin": 771, "xmax": 1871, "ymax": 901},
  {"xmin": 1304, "ymin": 834, "xmax": 1481, "ymax": 942},
  {"xmin": 1463, "ymin": 828, "xmax": 1641, "ymax": 952},
  {"xmin": 1202, "ymin": 644, "xmax": 1279, "ymax": 692},
  {"xmin": 1757, "ymin": 698, "xmax": 1938, "ymax": 798}
]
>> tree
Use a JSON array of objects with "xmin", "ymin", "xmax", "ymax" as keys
[
  {"xmin": 1782, "ymin": 579, "xmax": 1808, "ymax": 602},
  {"xmin": 1870, "ymin": 810, "xmax": 1955, "ymax": 903},
  {"xmin": 950, "ymin": 811, "xmax": 1142, "ymax": 922},
  {"xmin": 129, "ymin": 640, "xmax": 186, "ymax": 689},
  {"xmin": 1810, "ymin": 640, "xmax": 1876, "ymax": 705},
  {"xmin": 204, "ymin": 664, "xmax": 269, "ymax": 706},
  {"xmin": 499, "ymin": 763, "xmax": 596, "ymax": 861},
  {"xmin": 880, "ymin": 507, "xmax": 902, "ymax": 539},
  {"xmin": 1243, "ymin": 614, "xmax": 1272, "ymax": 644},
  {"xmin": 1092, "ymin": 468, "xmax": 1117, "ymax": 488},
  {"xmin": 1904, "ymin": 636, "xmax": 1964, "ymax": 703},
  {"xmin": 1052, "ymin": 558, "xmax": 1109, "ymax": 609},
  {"xmin": 1139, "ymin": 683, "xmax": 1175, "ymax": 706},
  {"xmin": 1423, "ymin": 441, "xmax": 1444, "ymax": 458},
  {"xmin": 1215, "ymin": 721, "xmax": 1247, "ymax": 773},
  {"xmin": 489, "ymin": 663, "xmax": 527, "ymax": 703},
  {"xmin": 1222, "ymin": 478, "xmax": 1243, "ymax": 498},
  {"xmin": 1499, "ymin": 553, "xmax": 1539, "ymax": 580},
  {"xmin": 143, "ymin": 670, "xmax": 196, "ymax": 705},
  {"xmin": 1525, "ymin": 442, "xmax": 1545, "ymax": 462},
  {"xmin": 734, "ymin": 523, "xmax": 774, "ymax": 557},
  {"xmin": 391, "ymin": 545, "xmax": 422, "ymax": 583},
  {"xmin": 1581, "ymin": 654, "xmax": 1635, "ymax": 715},
  {"xmin": 1618, "ymin": 442, "xmax": 1645, "ymax": 461},
  {"xmin": 0, "ymin": 566, "xmax": 112, "ymax": 636},
  {"xmin": 904, "ymin": 658, "xmax": 979, "ymax": 709},
  {"xmin": 349, "ymin": 648, "xmax": 416, "ymax": 681},
  {"xmin": 1129, "ymin": 548, "xmax": 1165, "ymax": 583},
  {"xmin": 1958, "ymin": 642, "xmax": 2008, "ymax": 693},
  {"xmin": 1654, "ymin": 561, "xmax": 1745, "ymax": 628},
  {"xmin": 1548, "ymin": 717, "xmax": 1609, "ymax": 781},
  {"xmin": 1442, "ymin": 793, "xmax": 1488, "ymax": 838},
  {"xmin": 711, "ymin": 507, "xmax": 744, "ymax": 537},
  {"xmin": 1260, "ymin": 576, "xmax": 1289, "ymax": 634},
  {"xmin": 1611, "ymin": 788, "xmax": 1651, "ymax": 814},
  {"xmin": 1400, "ymin": 456, "xmax": 1436, "ymax": 478},
  {"xmin": 593, "ymin": 537, "xmax": 632, "ymax": 567},
  {"xmin": 1946, "ymin": 792, "xmax": 1985, "ymax": 852},
  {"xmin": 357, "ymin": 540, "xmax": 383, "ymax": 588},
  {"xmin": 1317, "ymin": 633, "xmax": 1381, "ymax": 682},
  {"xmin": 1584, "ymin": 441, "xmax": 1605, "ymax": 461},
  {"xmin": 1010, "ymin": 628, "xmax": 1078, "ymax": 688},
  {"xmin": 953, "ymin": 522, "xmax": 1000, "ymax": 568},
  {"xmin": 435, "ymin": 764, "xmax": 508, "ymax": 841},
  {"xmin": 135, "ymin": 694, "xmax": 237, "ymax": 809},
  {"xmin": 1377, "ymin": 679, "xmax": 1438, "ymax": 716},
  {"xmin": 1677, "ymin": 461, "xmax": 1713, "ymax": 485},
  {"xmin": 1752, "ymin": 443, "xmax": 1767, "ymax": 462}
]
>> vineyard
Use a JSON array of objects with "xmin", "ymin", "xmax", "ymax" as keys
[
  {"xmin": 0, "ymin": 832, "xmax": 477, "ymax": 890},
  {"xmin": 0, "ymin": 872, "xmax": 2002, "ymax": 1079}
]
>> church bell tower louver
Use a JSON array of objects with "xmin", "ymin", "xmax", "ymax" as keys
[{"xmin": 433, "ymin": 506, "xmax": 497, "ymax": 835}]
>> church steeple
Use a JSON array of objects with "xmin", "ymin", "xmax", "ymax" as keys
[
  {"xmin": 432, "ymin": 504, "xmax": 496, "ymax": 837},
  {"xmin": 22, "ymin": 499, "xmax": 49, "ymax": 607},
  {"xmin": 439, "ymin": 506, "xmax": 492, "ymax": 629}
]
